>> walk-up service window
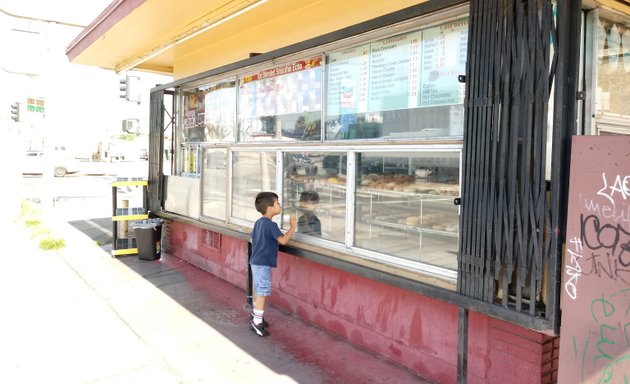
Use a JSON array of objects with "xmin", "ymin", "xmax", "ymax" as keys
[{"xmin": 171, "ymin": 11, "xmax": 469, "ymax": 279}]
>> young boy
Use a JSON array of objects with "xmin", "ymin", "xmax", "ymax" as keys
[{"xmin": 249, "ymin": 191, "xmax": 297, "ymax": 337}]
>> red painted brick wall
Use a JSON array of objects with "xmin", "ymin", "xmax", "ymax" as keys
[
  {"xmin": 467, "ymin": 311, "xmax": 559, "ymax": 383},
  {"xmin": 165, "ymin": 221, "xmax": 248, "ymax": 290},
  {"xmin": 164, "ymin": 220, "xmax": 559, "ymax": 383}
]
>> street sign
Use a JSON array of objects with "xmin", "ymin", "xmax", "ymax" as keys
[{"xmin": 27, "ymin": 97, "xmax": 45, "ymax": 113}]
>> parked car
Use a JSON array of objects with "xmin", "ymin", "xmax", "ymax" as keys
[{"xmin": 22, "ymin": 151, "xmax": 81, "ymax": 177}]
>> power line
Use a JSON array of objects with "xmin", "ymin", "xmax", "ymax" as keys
[{"xmin": 0, "ymin": 6, "xmax": 86, "ymax": 28}]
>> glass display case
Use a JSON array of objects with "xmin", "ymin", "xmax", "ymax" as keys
[
  {"xmin": 283, "ymin": 151, "xmax": 347, "ymax": 243},
  {"xmin": 354, "ymin": 150, "xmax": 460, "ymax": 270},
  {"xmin": 283, "ymin": 149, "xmax": 460, "ymax": 270},
  {"xmin": 201, "ymin": 147, "xmax": 227, "ymax": 220},
  {"xmin": 232, "ymin": 151, "xmax": 277, "ymax": 222}
]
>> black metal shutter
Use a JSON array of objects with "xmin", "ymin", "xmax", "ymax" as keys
[
  {"xmin": 148, "ymin": 89, "xmax": 165, "ymax": 213},
  {"xmin": 458, "ymin": 0, "xmax": 577, "ymax": 325}
]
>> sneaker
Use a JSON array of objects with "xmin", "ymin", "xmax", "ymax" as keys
[
  {"xmin": 249, "ymin": 321, "xmax": 270, "ymax": 337},
  {"xmin": 249, "ymin": 313, "xmax": 269, "ymax": 328}
]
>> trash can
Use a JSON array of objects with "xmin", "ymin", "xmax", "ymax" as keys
[{"xmin": 132, "ymin": 219, "xmax": 164, "ymax": 260}]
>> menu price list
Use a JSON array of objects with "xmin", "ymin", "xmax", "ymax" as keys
[{"xmin": 326, "ymin": 17, "xmax": 468, "ymax": 115}]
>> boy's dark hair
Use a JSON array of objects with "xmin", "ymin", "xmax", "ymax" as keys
[
  {"xmin": 299, "ymin": 190, "xmax": 320, "ymax": 203},
  {"xmin": 255, "ymin": 191, "xmax": 278, "ymax": 214}
]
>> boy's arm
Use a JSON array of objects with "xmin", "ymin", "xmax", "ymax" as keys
[{"xmin": 277, "ymin": 215, "xmax": 297, "ymax": 245}]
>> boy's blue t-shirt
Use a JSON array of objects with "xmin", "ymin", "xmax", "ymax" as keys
[{"xmin": 250, "ymin": 217, "xmax": 283, "ymax": 267}]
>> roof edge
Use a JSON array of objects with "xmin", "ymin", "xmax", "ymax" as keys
[{"xmin": 65, "ymin": 0, "xmax": 147, "ymax": 63}]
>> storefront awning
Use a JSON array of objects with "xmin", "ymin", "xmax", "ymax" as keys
[
  {"xmin": 65, "ymin": 0, "xmax": 439, "ymax": 79},
  {"xmin": 67, "ymin": 0, "xmax": 630, "ymax": 79},
  {"xmin": 66, "ymin": 0, "xmax": 269, "ymax": 75}
]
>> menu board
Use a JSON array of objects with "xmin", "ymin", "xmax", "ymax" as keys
[
  {"xmin": 557, "ymin": 135, "xmax": 630, "ymax": 383},
  {"xmin": 326, "ymin": 17, "xmax": 468, "ymax": 116},
  {"xmin": 239, "ymin": 57, "xmax": 323, "ymax": 119},
  {"xmin": 420, "ymin": 19, "xmax": 468, "ymax": 107},
  {"xmin": 368, "ymin": 31, "xmax": 422, "ymax": 112},
  {"xmin": 327, "ymin": 44, "xmax": 370, "ymax": 116}
]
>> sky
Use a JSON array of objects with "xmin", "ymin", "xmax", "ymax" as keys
[
  {"xmin": 1, "ymin": 0, "xmax": 172, "ymax": 156},
  {"xmin": 0, "ymin": 0, "xmax": 112, "ymax": 27}
]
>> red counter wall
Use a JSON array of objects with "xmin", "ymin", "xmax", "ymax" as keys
[{"xmin": 164, "ymin": 220, "xmax": 558, "ymax": 383}]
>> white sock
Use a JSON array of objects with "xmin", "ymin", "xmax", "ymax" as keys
[{"xmin": 252, "ymin": 309, "xmax": 264, "ymax": 325}]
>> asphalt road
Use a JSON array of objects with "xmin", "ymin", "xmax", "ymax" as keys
[{"xmin": 20, "ymin": 160, "xmax": 150, "ymax": 251}]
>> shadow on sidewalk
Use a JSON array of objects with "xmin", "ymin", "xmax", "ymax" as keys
[{"xmin": 67, "ymin": 216, "xmax": 431, "ymax": 384}]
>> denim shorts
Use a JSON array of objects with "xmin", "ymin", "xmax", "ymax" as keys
[{"xmin": 251, "ymin": 265, "xmax": 272, "ymax": 296}]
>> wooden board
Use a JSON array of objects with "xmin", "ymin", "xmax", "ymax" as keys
[{"xmin": 558, "ymin": 135, "xmax": 630, "ymax": 383}]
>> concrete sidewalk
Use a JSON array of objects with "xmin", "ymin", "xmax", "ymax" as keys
[{"xmin": 0, "ymin": 217, "xmax": 431, "ymax": 383}]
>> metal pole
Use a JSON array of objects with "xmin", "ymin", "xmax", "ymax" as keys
[{"xmin": 549, "ymin": 0, "xmax": 582, "ymax": 334}]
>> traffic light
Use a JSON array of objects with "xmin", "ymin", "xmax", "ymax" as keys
[
  {"xmin": 119, "ymin": 74, "xmax": 140, "ymax": 102},
  {"xmin": 10, "ymin": 102, "xmax": 19, "ymax": 122},
  {"xmin": 119, "ymin": 76, "xmax": 128, "ymax": 100}
]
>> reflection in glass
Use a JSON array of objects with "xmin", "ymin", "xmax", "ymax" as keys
[
  {"xmin": 325, "ymin": 107, "xmax": 464, "ymax": 140},
  {"xmin": 283, "ymin": 152, "xmax": 346, "ymax": 243},
  {"xmin": 354, "ymin": 151, "xmax": 460, "ymax": 270},
  {"xmin": 180, "ymin": 79, "xmax": 236, "ymax": 142},
  {"xmin": 201, "ymin": 148, "xmax": 227, "ymax": 220},
  {"xmin": 231, "ymin": 151, "xmax": 276, "ymax": 222},
  {"xmin": 595, "ymin": 17, "xmax": 630, "ymax": 117}
]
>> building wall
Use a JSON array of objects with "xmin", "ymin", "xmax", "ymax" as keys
[
  {"xmin": 467, "ymin": 312, "xmax": 559, "ymax": 384},
  {"xmin": 164, "ymin": 220, "xmax": 556, "ymax": 383}
]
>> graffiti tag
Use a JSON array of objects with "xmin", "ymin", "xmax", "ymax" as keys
[
  {"xmin": 564, "ymin": 237, "xmax": 583, "ymax": 300},
  {"xmin": 597, "ymin": 173, "xmax": 630, "ymax": 206}
]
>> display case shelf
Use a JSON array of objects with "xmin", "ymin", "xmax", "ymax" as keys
[
  {"xmin": 290, "ymin": 179, "xmax": 459, "ymax": 237},
  {"xmin": 363, "ymin": 217, "xmax": 458, "ymax": 237}
]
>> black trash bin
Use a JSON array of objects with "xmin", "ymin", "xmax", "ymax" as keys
[{"xmin": 133, "ymin": 219, "xmax": 164, "ymax": 260}]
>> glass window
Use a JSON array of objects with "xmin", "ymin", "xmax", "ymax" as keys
[
  {"xmin": 238, "ymin": 57, "xmax": 323, "ymax": 141},
  {"xmin": 595, "ymin": 17, "xmax": 630, "ymax": 117},
  {"xmin": 325, "ymin": 18, "xmax": 468, "ymax": 140},
  {"xmin": 181, "ymin": 79, "xmax": 236, "ymax": 142},
  {"xmin": 179, "ymin": 144, "xmax": 202, "ymax": 177},
  {"xmin": 283, "ymin": 152, "xmax": 347, "ymax": 243},
  {"xmin": 201, "ymin": 148, "xmax": 227, "ymax": 220},
  {"xmin": 354, "ymin": 150, "xmax": 460, "ymax": 270},
  {"xmin": 231, "ymin": 151, "xmax": 277, "ymax": 222}
]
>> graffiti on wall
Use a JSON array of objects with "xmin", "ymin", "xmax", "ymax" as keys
[{"xmin": 558, "ymin": 136, "xmax": 630, "ymax": 384}]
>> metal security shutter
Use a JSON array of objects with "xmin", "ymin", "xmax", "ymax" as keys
[
  {"xmin": 458, "ymin": 0, "xmax": 580, "ymax": 331},
  {"xmin": 148, "ymin": 89, "xmax": 165, "ymax": 213}
]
